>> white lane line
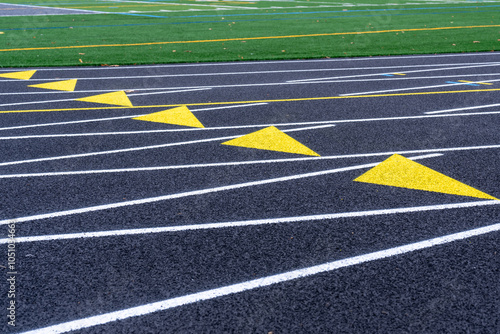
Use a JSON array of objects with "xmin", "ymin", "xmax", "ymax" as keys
[
  {"xmin": 0, "ymin": 135, "xmax": 239, "ymax": 167},
  {"xmin": 280, "ymin": 124, "xmax": 335, "ymax": 132},
  {"xmin": 0, "ymin": 62, "xmax": 498, "ymax": 82},
  {"xmin": 2, "ymin": 142, "xmax": 500, "ymax": 178},
  {"xmin": 425, "ymin": 102, "xmax": 500, "ymax": 114},
  {"xmin": 289, "ymin": 73, "xmax": 500, "ymax": 84},
  {"xmin": 0, "ymin": 97, "xmax": 76, "ymax": 108},
  {"xmin": 19, "ymin": 221, "xmax": 500, "ymax": 334},
  {"xmin": 0, "ymin": 88, "xmax": 209, "ymax": 108},
  {"xmin": 340, "ymin": 78, "xmax": 500, "ymax": 96},
  {"xmin": 0, "ymin": 103, "xmax": 268, "ymax": 132},
  {"xmin": 3, "ymin": 73, "xmax": 500, "ymax": 97},
  {"xmin": 2, "ymin": 109, "xmax": 500, "ymax": 140},
  {"xmin": 0, "ymin": 2, "xmax": 105, "ymax": 14},
  {"xmin": 0, "ymin": 62, "xmax": 500, "ymax": 84},
  {"xmin": 1, "ymin": 53, "xmax": 498, "ymax": 73},
  {"xmin": 127, "ymin": 88, "xmax": 211, "ymax": 96},
  {"xmin": 0, "ymin": 154, "xmax": 438, "ymax": 226},
  {"xmin": 287, "ymin": 63, "xmax": 500, "ymax": 83},
  {"xmin": 6, "ymin": 198, "xmax": 499, "ymax": 244},
  {"xmin": 0, "ymin": 124, "xmax": 330, "ymax": 167}
]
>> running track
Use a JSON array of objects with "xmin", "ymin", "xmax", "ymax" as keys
[{"xmin": 1, "ymin": 52, "xmax": 499, "ymax": 333}]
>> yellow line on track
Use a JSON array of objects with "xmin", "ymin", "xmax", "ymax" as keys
[
  {"xmin": 1, "ymin": 25, "xmax": 499, "ymax": 52},
  {"xmin": 2, "ymin": 88, "xmax": 500, "ymax": 114}
]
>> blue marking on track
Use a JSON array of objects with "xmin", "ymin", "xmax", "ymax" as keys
[{"xmin": 446, "ymin": 81, "xmax": 480, "ymax": 86}]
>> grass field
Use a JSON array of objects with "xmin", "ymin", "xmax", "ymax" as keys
[{"xmin": 0, "ymin": 0, "xmax": 499, "ymax": 66}]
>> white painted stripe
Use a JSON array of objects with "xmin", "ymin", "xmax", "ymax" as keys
[
  {"xmin": 105, "ymin": 0, "xmax": 256, "ymax": 9},
  {"xmin": 2, "ymin": 62, "xmax": 500, "ymax": 83},
  {"xmin": 191, "ymin": 102, "xmax": 269, "ymax": 111},
  {"xmin": 9, "ymin": 144, "xmax": 500, "ymax": 178},
  {"xmin": 288, "ymin": 63, "xmax": 500, "ymax": 83},
  {"xmin": 277, "ymin": 124, "xmax": 335, "ymax": 132},
  {"xmin": 0, "ymin": 154, "xmax": 439, "ymax": 226},
  {"xmin": 0, "ymin": 103, "xmax": 268, "ymax": 132},
  {"xmin": 0, "ymin": 135, "xmax": 238, "ymax": 167},
  {"xmin": 2, "ymin": 53, "xmax": 498, "ymax": 73},
  {"xmin": 1, "ymin": 141, "xmax": 499, "ymax": 180},
  {"xmin": 0, "ymin": 2, "xmax": 105, "ymax": 14},
  {"xmin": 2, "ymin": 74, "xmax": 500, "ymax": 97},
  {"xmin": 19, "ymin": 221, "xmax": 500, "ymax": 334},
  {"xmin": 2, "ymin": 110, "xmax": 499, "ymax": 140},
  {"xmin": 0, "ymin": 13, "xmax": 95, "ymax": 17},
  {"xmin": 127, "ymin": 88, "xmax": 211, "ymax": 96},
  {"xmin": 0, "ymin": 151, "xmax": 473, "ymax": 178},
  {"xmin": 0, "ymin": 114, "xmax": 145, "ymax": 132},
  {"xmin": 0, "ymin": 88, "xmax": 208, "ymax": 108},
  {"xmin": 5, "ymin": 198, "xmax": 498, "ymax": 244},
  {"xmin": 0, "ymin": 97, "xmax": 76, "ymax": 107},
  {"xmin": 291, "ymin": 73, "xmax": 500, "ymax": 84},
  {"xmin": 424, "ymin": 102, "xmax": 500, "ymax": 114},
  {"xmin": 0, "ymin": 123, "xmax": 326, "ymax": 167},
  {"xmin": 340, "ymin": 78, "xmax": 500, "ymax": 96}
]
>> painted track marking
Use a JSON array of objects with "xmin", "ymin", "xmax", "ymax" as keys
[
  {"xmin": 2, "ymin": 110, "xmax": 500, "ymax": 139},
  {"xmin": 4, "ymin": 198, "xmax": 499, "ymax": 244},
  {"xmin": 0, "ymin": 124, "xmax": 332, "ymax": 167},
  {"xmin": 18, "ymin": 220, "xmax": 500, "ymax": 334},
  {"xmin": 1, "ymin": 143, "xmax": 500, "ymax": 178},
  {"xmin": 340, "ymin": 78, "xmax": 500, "ymax": 96},
  {"xmin": 0, "ymin": 154, "xmax": 440, "ymax": 226},
  {"xmin": 3, "ymin": 87, "xmax": 500, "ymax": 114},
  {"xmin": 2, "ymin": 61, "xmax": 499, "ymax": 83},
  {"xmin": 0, "ymin": 103, "xmax": 268, "ymax": 131},
  {"xmin": 288, "ymin": 62, "xmax": 500, "ymax": 83}
]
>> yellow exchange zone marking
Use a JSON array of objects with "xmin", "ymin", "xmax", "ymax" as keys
[
  {"xmin": 1, "ymin": 25, "xmax": 500, "ymax": 52},
  {"xmin": 2, "ymin": 88, "xmax": 500, "ymax": 114}
]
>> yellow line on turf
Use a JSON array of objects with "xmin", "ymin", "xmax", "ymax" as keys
[
  {"xmin": 2, "ymin": 88, "xmax": 500, "ymax": 114},
  {"xmin": 66, "ymin": 4, "xmax": 188, "ymax": 8},
  {"xmin": 1, "ymin": 25, "xmax": 500, "ymax": 52}
]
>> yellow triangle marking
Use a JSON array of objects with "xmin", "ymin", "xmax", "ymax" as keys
[
  {"xmin": 133, "ymin": 105, "xmax": 204, "ymax": 128},
  {"xmin": 75, "ymin": 91, "xmax": 133, "ymax": 107},
  {"xmin": 0, "ymin": 70, "xmax": 37, "ymax": 80},
  {"xmin": 28, "ymin": 79, "xmax": 77, "ymax": 92},
  {"xmin": 354, "ymin": 154, "xmax": 498, "ymax": 200},
  {"xmin": 222, "ymin": 126, "xmax": 320, "ymax": 156}
]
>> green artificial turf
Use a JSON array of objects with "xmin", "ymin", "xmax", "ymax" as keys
[{"xmin": 0, "ymin": 0, "xmax": 499, "ymax": 67}]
